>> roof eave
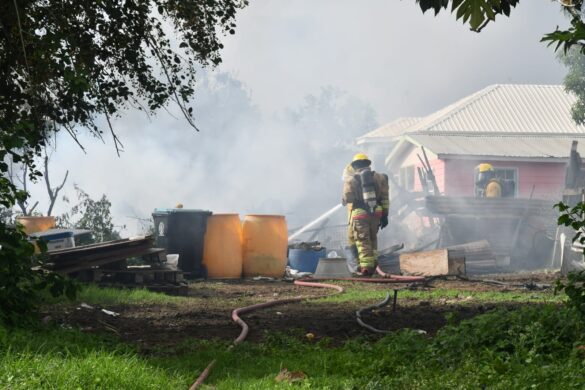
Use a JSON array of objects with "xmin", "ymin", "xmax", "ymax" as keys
[
  {"xmin": 355, "ymin": 136, "xmax": 395, "ymax": 145},
  {"xmin": 437, "ymin": 154, "xmax": 570, "ymax": 163}
]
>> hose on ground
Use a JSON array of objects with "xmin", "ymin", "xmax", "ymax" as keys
[
  {"xmin": 190, "ymin": 279, "xmax": 345, "ymax": 389},
  {"xmin": 452, "ymin": 275, "xmax": 551, "ymax": 289},
  {"xmin": 232, "ymin": 280, "xmax": 343, "ymax": 344},
  {"xmin": 356, "ymin": 292, "xmax": 393, "ymax": 334},
  {"xmin": 375, "ymin": 266, "xmax": 425, "ymax": 282},
  {"xmin": 189, "ymin": 277, "xmax": 423, "ymax": 388}
]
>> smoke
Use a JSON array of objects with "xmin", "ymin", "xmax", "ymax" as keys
[
  {"xmin": 26, "ymin": 69, "xmax": 377, "ymax": 234},
  {"xmin": 21, "ymin": 0, "xmax": 569, "ymax": 243}
]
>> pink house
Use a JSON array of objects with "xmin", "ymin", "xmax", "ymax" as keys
[{"xmin": 357, "ymin": 85, "xmax": 585, "ymax": 201}]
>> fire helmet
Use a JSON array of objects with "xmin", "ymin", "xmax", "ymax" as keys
[
  {"xmin": 477, "ymin": 163, "xmax": 494, "ymax": 173},
  {"xmin": 352, "ymin": 153, "xmax": 371, "ymax": 164}
]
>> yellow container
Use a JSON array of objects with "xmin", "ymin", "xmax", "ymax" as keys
[
  {"xmin": 202, "ymin": 214, "xmax": 243, "ymax": 279},
  {"xmin": 242, "ymin": 215, "xmax": 288, "ymax": 278},
  {"xmin": 16, "ymin": 216, "xmax": 55, "ymax": 235}
]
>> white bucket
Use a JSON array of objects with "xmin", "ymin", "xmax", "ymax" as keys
[{"xmin": 166, "ymin": 254, "xmax": 179, "ymax": 270}]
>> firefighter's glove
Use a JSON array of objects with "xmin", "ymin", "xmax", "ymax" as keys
[{"xmin": 380, "ymin": 215, "xmax": 389, "ymax": 229}]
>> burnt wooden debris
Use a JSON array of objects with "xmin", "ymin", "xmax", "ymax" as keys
[
  {"xmin": 425, "ymin": 196, "xmax": 557, "ymax": 272},
  {"xmin": 43, "ymin": 236, "xmax": 187, "ymax": 295}
]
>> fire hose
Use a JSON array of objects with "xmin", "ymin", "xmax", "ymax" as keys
[
  {"xmin": 189, "ymin": 275, "xmax": 424, "ymax": 389},
  {"xmin": 355, "ymin": 291, "xmax": 397, "ymax": 334}
]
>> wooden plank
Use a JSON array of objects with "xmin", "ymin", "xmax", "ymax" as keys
[
  {"xmin": 49, "ymin": 244, "xmax": 153, "ymax": 274},
  {"xmin": 48, "ymin": 236, "xmax": 153, "ymax": 256},
  {"xmin": 447, "ymin": 240, "xmax": 494, "ymax": 262},
  {"xmin": 399, "ymin": 249, "xmax": 465, "ymax": 276}
]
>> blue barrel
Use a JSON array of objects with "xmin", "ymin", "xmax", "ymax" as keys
[{"xmin": 288, "ymin": 248, "xmax": 326, "ymax": 273}]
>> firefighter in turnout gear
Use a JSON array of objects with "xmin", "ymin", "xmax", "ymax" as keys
[
  {"xmin": 342, "ymin": 153, "xmax": 390, "ymax": 276},
  {"xmin": 475, "ymin": 163, "xmax": 502, "ymax": 198},
  {"xmin": 342, "ymin": 163, "xmax": 355, "ymax": 249}
]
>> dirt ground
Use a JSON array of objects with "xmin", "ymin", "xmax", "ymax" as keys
[{"xmin": 44, "ymin": 272, "xmax": 557, "ymax": 352}]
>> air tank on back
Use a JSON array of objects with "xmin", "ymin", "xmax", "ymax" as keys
[
  {"xmin": 202, "ymin": 214, "xmax": 243, "ymax": 279},
  {"xmin": 242, "ymin": 215, "xmax": 287, "ymax": 278}
]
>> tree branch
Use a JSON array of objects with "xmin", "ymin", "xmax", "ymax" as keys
[
  {"xmin": 28, "ymin": 200, "xmax": 39, "ymax": 215},
  {"xmin": 44, "ymin": 154, "xmax": 69, "ymax": 216},
  {"xmin": 102, "ymin": 107, "xmax": 124, "ymax": 156},
  {"xmin": 146, "ymin": 35, "xmax": 199, "ymax": 131}
]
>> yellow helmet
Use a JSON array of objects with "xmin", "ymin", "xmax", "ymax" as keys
[
  {"xmin": 477, "ymin": 163, "xmax": 494, "ymax": 173},
  {"xmin": 352, "ymin": 153, "xmax": 370, "ymax": 163},
  {"xmin": 175, "ymin": 203, "xmax": 184, "ymax": 209}
]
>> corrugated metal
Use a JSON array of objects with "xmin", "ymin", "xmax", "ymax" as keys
[
  {"xmin": 407, "ymin": 133, "xmax": 585, "ymax": 158},
  {"xmin": 358, "ymin": 117, "xmax": 421, "ymax": 140},
  {"xmin": 408, "ymin": 85, "xmax": 585, "ymax": 134}
]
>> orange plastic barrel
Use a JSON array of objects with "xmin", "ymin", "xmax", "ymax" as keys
[
  {"xmin": 16, "ymin": 216, "xmax": 55, "ymax": 235},
  {"xmin": 242, "ymin": 215, "xmax": 288, "ymax": 278},
  {"xmin": 202, "ymin": 214, "xmax": 243, "ymax": 279}
]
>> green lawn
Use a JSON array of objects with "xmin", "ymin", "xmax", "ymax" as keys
[
  {"xmin": 314, "ymin": 284, "xmax": 563, "ymax": 305},
  {"xmin": 41, "ymin": 284, "xmax": 189, "ymax": 306},
  {"xmin": 2, "ymin": 281, "xmax": 584, "ymax": 389}
]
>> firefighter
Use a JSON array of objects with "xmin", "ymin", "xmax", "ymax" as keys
[
  {"xmin": 342, "ymin": 153, "xmax": 390, "ymax": 275},
  {"xmin": 475, "ymin": 163, "xmax": 502, "ymax": 198},
  {"xmin": 342, "ymin": 163, "xmax": 355, "ymax": 256}
]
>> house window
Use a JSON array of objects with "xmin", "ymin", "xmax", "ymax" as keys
[
  {"xmin": 474, "ymin": 166, "xmax": 518, "ymax": 198},
  {"xmin": 399, "ymin": 165, "xmax": 415, "ymax": 191}
]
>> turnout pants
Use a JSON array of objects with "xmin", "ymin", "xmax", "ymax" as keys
[{"xmin": 349, "ymin": 208, "xmax": 380, "ymax": 269}]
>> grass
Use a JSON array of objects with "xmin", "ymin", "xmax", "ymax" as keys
[
  {"xmin": 0, "ymin": 326, "xmax": 191, "ymax": 389},
  {"xmin": 2, "ymin": 304, "xmax": 584, "ymax": 389},
  {"xmin": 41, "ymin": 284, "xmax": 189, "ymax": 306},
  {"xmin": 3, "ymin": 280, "xmax": 580, "ymax": 389},
  {"xmin": 312, "ymin": 281, "xmax": 563, "ymax": 305}
]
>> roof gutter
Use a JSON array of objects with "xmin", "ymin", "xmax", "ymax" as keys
[{"xmin": 437, "ymin": 154, "xmax": 570, "ymax": 163}]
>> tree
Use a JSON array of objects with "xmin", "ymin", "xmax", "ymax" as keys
[
  {"xmin": 415, "ymin": 0, "xmax": 585, "ymax": 54},
  {"xmin": 1, "ymin": 0, "xmax": 247, "ymax": 201},
  {"xmin": 416, "ymin": 0, "xmax": 519, "ymax": 32},
  {"xmin": 0, "ymin": 0, "xmax": 246, "ymax": 324},
  {"xmin": 5, "ymin": 149, "xmax": 68, "ymax": 216},
  {"xmin": 6, "ymin": 157, "xmax": 39, "ymax": 216},
  {"xmin": 58, "ymin": 186, "xmax": 123, "ymax": 243},
  {"xmin": 560, "ymin": 48, "xmax": 585, "ymax": 124}
]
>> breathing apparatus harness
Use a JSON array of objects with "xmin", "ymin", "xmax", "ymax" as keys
[{"xmin": 354, "ymin": 167, "xmax": 378, "ymax": 215}]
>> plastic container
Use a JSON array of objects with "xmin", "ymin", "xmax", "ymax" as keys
[
  {"xmin": 288, "ymin": 247, "xmax": 326, "ymax": 273},
  {"xmin": 29, "ymin": 229, "xmax": 75, "ymax": 252},
  {"xmin": 242, "ymin": 215, "xmax": 288, "ymax": 278},
  {"xmin": 152, "ymin": 208, "xmax": 211, "ymax": 278},
  {"xmin": 203, "ymin": 214, "xmax": 243, "ymax": 279},
  {"xmin": 165, "ymin": 254, "xmax": 179, "ymax": 270},
  {"xmin": 166, "ymin": 254, "xmax": 179, "ymax": 266},
  {"xmin": 16, "ymin": 216, "xmax": 55, "ymax": 235},
  {"xmin": 314, "ymin": 257, "xmax": 352, "ymax": 278}
]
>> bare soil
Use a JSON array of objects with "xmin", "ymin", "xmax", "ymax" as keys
[{"xmin": 44, "ymin": 273, "xmax": 557, "ymax": 352}]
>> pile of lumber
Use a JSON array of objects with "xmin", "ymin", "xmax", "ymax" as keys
[
  {"xmin": 45, "ymin": 236, "xmax": 155, "ymax": 273},
  {"xmin": 447, "ymin": 240, "xmax": 500, "ymax": 274},
  {"xmin": 43, "ymin": 236, "xmax": 187, "ymax": 295}
]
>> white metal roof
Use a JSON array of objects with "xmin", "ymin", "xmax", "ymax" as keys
[
  {"xmin": 406, "ymin": 133, "xmax": 585, "ymax": 159},
  {"xmin": 407, "ymin": 84, "xmax": 585, "ymax": 135},
  {"xmin": 356, "ymin": 117, "xmax": 421, "ymax": 144}
]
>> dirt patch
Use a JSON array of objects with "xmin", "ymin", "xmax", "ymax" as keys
[
  {"xmin": 42, "ymin": 278, "xmax": 549, "ymax": 351},
  {"xmin": 46, "ymin": 299, "xmax": 498, "ymax": 351}
]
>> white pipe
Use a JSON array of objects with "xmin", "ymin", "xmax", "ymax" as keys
[{"xmin": 288, "ymin": 204, "xmax": 343, "ymax": 242}]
